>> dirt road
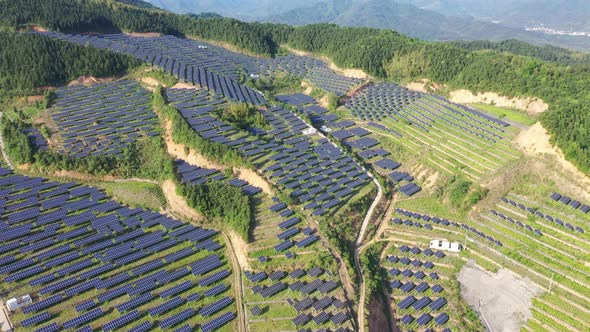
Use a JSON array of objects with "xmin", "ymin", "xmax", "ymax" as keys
[{"xmin": 355, "ymin": 176, "xmax": 383, "ymax": 332}]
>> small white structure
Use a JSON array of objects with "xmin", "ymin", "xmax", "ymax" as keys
[
  {"xmin": 197, "ymin": 45, "xmax": 208, "ymax": 49},
  {"xmin": 320, "ymin": 125, "xmax": 332, "ymax": 133},
  {"xmin": 6, "ymin": 295, "xmax": 32, "ymax": 312},
  {"xmin": 302, "ymin": 127, "xmax": 317, "ymax": 135},
  {"xmin": 249, "ymin": 73, "xmax": 260, "ymax": 79},
  {"xmin": 430, "ymin": 239, "xmax": 463, "ymax": 252}
]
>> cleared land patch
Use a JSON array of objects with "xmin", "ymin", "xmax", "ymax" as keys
[{"xmin": 458, "ymin": 260, "xmax": 542, "ymax": 332}]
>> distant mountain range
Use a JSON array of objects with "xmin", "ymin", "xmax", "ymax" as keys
[
  {"xmin": 412, "ymin": 0, "xmax": 590, "ymax": 33},
  {"xmin": 145, "ymin": 0, "xmax": 590, "ymax": 51}
]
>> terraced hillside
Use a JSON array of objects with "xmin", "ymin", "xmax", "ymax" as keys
[
  {"xmin": 0, "ymin": 168, "xmax": 237, "ymax": 332},
  {"xmin": 344, "ymin": 83, "xmax": 522, "ymax": 181},
  {"xmin": 2, "ymin": 16, "xmax": 589, "ymax": 332},
  {"xmin": 49, "ymin": 80, "xmax": 159, "ymax": 158}
]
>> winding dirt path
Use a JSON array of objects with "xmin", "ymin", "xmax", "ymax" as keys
[
  {"xmin": 355, "ymin": 176, "xmax": 384, "ymax": 332},
  {"xmin": 163, "ymin": 120, "xmax": 273, "ymax": 195},
  {"xmin": 221, "ymin": 231, "xmax": 246, "ymax": 332},
  {"xmin": 162, "ymin": 180, "xmax": 246, "ymax": 332},
  {"xmin": 161, "ymin": 179, "xmax": 202, "ymax": 222}
]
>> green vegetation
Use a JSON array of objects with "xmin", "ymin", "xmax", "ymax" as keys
[
  {"xmin": 246, "ymin": 73, "xmax": 302, "ymax": 96},
  {"xmin": 0, "ymin": 119, "xmax": 34, "ymax": 164},
  {"xmin": 430, "ymin": 175, "xmax": 488, "ymax": 211},
  {"xmin": 96, "ymin": 181, "xmax": 166, "ymax": 211},
  {"xmin": 216, "ymin": 103, "xmax": 270, "ymax": 130},
  {"xmin": 472, "ymin": 103, "xmax": 536, "ymax": 126},
  {"xmin": 0, "ymin": 32, "xmax": 140, "ymax": 98},
  {"xmin": 130, "ymin": 66, "xmax": 177, "ymax": 86},
  {"xmin": 1, "ymin": 117, "xmax": 174, "ymax": 180},
  {"xmin": 361, "ymin": 242, "xmax": 388, "ymax": 298},
  {"xmin": 0, "ymin": 0, "xmax": 287, "ymax": 56},
  {"xmin": 36, "ymin": 138, "xmax": 174, "ymax": 180},
  {"xmin": 179, "ymin": 181, "xmax": 253, "ymax": 241},
  {"xmin": 154, "ymin": 86, "xmax": 250, "ymax": 168},
  {"xmin": 450, "ymin": 39, "xmax": 590, "ymax": 66},
  {"xmin": 320, "ymin": 186, "xmax": 375, "ymax": 273}
]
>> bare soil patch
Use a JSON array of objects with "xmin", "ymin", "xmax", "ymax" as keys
[
  {"xmin": 164, "ymin": 120, "xmax": 273, "ymax": 195},
  {"xmin": 171, "ymin": 82, "xmax": 198, "ymax": 90},
  {"xmin": 68, "ymin": 76, "xmax": 115, "ymax": 87},
  {"xmin": 514, "ymin": 123, "xmax": 590, "ymax": 200},
  {"xmin": 283, "ymin": 45, "xmax": 369, "ymax": 79},
  {"xmin": 161, "ymin": 179, "xmax": 202, "ymax": 222},
  {"xmin": 458, "ymin": 260, "xmax": 543, "ymax": 332},
  {"xmin": 450, "ymin": 89, "xmax": 548, "ymax": 115},
  {"xmin": 125, "ymin": 32, "xmax": 161, "ymax": 38},
  {"xmin": 301, "ymin": 81, "xmax": 314, "ymax": 95},
  {"xmin": 227, "ymin": 230, "xmax": 251, "ymax": 271},
  {"xmin": 405, "ymin": 79, "xmax": 445, "ymax": 93},
  {"xmin": 236, "ymin": 168, "xmax": 272, "ymax": 195},
  {"xmin": 139, "ymin": 77, "xmax": 162, "ymax": 91},
  {"xmin": 30, "ymin": 26, "xmax": 48, "ymax": 32},
  {"xmin": 412, "ymin": 164, "xmax": 441, "ymax": 193},
  {"xmin": 21, "ymin": 95, "xmax": 44, "ymax": 103}
]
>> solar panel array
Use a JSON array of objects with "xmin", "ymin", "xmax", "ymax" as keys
[
  {"xmin": 245, "ymin": 267, "xmax": 352, "ymax": 329},
  {"xmin": 257, "ymin": 55, "xmax": 362, "ymax": 96},
  {"xmin": 39, "ymin": 31, "xmax": 362, "ymax": 102},
  {"xmin": 345, "ymin": 82, "xmax": 520, "ymax": 181},
  {"xmin": 393, "ymin": 208, "xmax": 504, "ymax": 247},
  {"xmin": 175, "ymin": 159, "xmax": 262, "ymax": 196},
  {"xmin": 166, "ymin": 88, "xmax": 371, "ymax": 217},
  {"xmin": 49, "ymin": 80, "xmax": 158, "ymax": 158},
  {"xmin": 0, "ymin": 168, "xmax": 235, "ymax": 330},
  {"xmin": 347, "ymin": 83, "xmax": 508, "ymax": 130},
  {"xmin": 550, "ymin": 192, "xmax": 590, "ymax": 214},
  {"xmin": 273, "ymin": 94, "xmax": 422, "ymax": 197},
  {"xmin": 384, "ymin": 245, "xmax": 452, "ymax": 329},
  {"xmin": 38, "ymin": 32, "xmax": 265, "ymax": 105},
  {"xmin": 22, "ymin": 127, "xmax": 49, "ymax": 153},
  {"xmin": 495, "ymin": 196, "xmax": 585, "ymax": 234}
]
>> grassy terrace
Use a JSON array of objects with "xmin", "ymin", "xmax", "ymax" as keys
[
  {"xmin": 389, "ymin": 188, "xmax": 590, "ymax": 331},
  {"xmin": 341, "ymin": 92, "xmax": 522, "ymax": 182},
  {"xmin": 242, "ymin": 192, "xmax": 353, "ymax": 332},
  {"xmin": 94, "ymin": 181, "xmax": 166, "ymax": 212},
  {"xmin": 0, "ymin": 172, "xmax": 237, "ymax": 332},
  {"xmin": 471, "ymin": 103, "xmax": 537, "ymax": 126}
]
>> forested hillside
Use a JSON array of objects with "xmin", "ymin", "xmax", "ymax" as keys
[
  {"xmin": 283, "ymin": 24, "xmax": 590, "ymax": 173},
  {"xmin": 0, "ymin": 32, "xmax": 140, "ymax": 97},
  {"xmin": 449, "ymin": 39, "xmax": 590, "ymax": 65},
  {"xmin": 0, "ymin": 0, "xmax": 286, "ymax": 56},
  {"xmin": 1, "ymin": 0, "xmax": 590, "ymax": 174}
]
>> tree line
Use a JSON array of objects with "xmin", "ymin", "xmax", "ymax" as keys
[
  {"xmin": 178, "ymin": 181, "xmax": 253, "ymax": 241},
  {"xmin": 0, "ymin": 32, "xmax": 141, "ymax": 98},
  {"xmin": 0, "ymin": 0, "xmax": 285, "ymax": 56},
  {"xmin": 2, "ymin": 0, "xmax": 590, "ymax": 172}
]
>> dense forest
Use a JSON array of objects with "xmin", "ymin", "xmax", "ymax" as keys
[
  {"xmin": 0, "ymin": 32, "xmax": 140, "ymax": 98},
  {"xmin": 449, "ymin": 39, "xmax": 590, "ymax": 66},
  {"xmin": 1, "ymin": 0, "xmax": 590, "ymax": 173},
  {"xmin": 0, "ymin": 0, "xmax": 286, "ymax": 56},
  {"xmin": 179, "ymin": 181, "xmax": 253, "ymax": 241}
]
